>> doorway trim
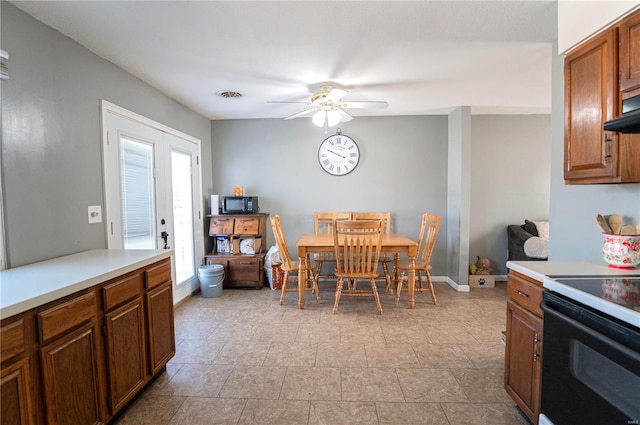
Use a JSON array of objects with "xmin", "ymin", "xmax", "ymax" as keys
[{"xmin": 100, "ymin": 100, "xmax": 204, "ymax": 293}]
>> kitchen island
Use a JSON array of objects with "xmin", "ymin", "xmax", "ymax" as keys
[
  {"xmin": 505, "ymin": 260, "xmax": 640, "ymax": 425},
  {"xmin": 0, "ymin": 249, "xmax": 175, "ymax": 424}
]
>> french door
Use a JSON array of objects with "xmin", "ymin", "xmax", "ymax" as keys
[{"xmin": 101, "ymin": 101, "xmax": 203, "ymax": 292}]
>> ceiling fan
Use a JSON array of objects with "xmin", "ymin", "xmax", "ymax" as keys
[{"xmin": 268, "ymin": 85, "xmax": 389, "ymax": 131}]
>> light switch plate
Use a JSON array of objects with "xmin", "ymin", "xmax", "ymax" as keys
[{"xmin": 88, "ymin": 205, "xmax": 102, "ymax": 224}]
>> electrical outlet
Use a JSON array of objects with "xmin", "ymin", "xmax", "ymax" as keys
[{"xmin": 88, "ymin": 205, "xmax": 102, "ymax": 224}]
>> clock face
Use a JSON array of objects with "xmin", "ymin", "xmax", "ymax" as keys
[{"xmin": 317, "ymin": 133, "xmax": 360, "ymax": 176}]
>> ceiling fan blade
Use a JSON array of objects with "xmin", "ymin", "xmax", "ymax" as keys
[
  {"xmin": 336, "ymin": 108, "xmax": 353, "ymax": 122},
  {"xmin": 284, "ymin": 107, "xmax": 318, "ymax": 120},
  {"xmin": 325, "ymin": 88, "xmax": 348, "ymax": 102},
  {"xmin": 341, "ymin": 101, "xmax": 389, "ymax": 109}
]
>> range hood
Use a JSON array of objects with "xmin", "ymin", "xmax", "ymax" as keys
[{"xmin": 604, "ymin": 94, "xmax": 640, "ymax": 133}]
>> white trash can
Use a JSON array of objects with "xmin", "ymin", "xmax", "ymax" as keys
[{"xmin": 198, "ymin": 264, "xmax": 224, "ymax": 298}]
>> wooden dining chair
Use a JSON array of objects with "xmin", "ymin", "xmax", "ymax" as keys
[
  {"xmin": 270, "ymin": 215, "xmax": 321, "ymax": 305},
  {"xmin": 351, "ymin": 212, "xmax": 393, "ymax": 292},
  {"xmin": 313, "ymin": 212, "xmax": 352, "ymax": 281},
  {"xmin": 333, "ymin": 219, "xmax": 385, "ymax": 314},
  {"xmin": 394, "ymin": 213, "xmax": 441, "ymax": 305}
]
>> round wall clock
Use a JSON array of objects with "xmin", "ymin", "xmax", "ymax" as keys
[{"xmin": 317, "ymin": 129, "xmax": 360, "ymax": 176}]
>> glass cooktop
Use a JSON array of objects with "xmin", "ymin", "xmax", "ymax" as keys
[{"xmin": 544, "ymin": 276, "xmax": 640, "ymax": 328}]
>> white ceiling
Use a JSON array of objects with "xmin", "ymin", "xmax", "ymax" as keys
[{"xmin": 12, "ymin": 1, "xmax": 558, "ymax": 120}]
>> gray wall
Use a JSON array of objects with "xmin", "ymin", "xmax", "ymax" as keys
[
  {"xmin": 211, "ymin": 116, "xmax": 450, "ymax": 276},
  {"xmin": 1, "ymin": 3, "xmax": 212, "ymax": 267},
  {"xmin": 470, "ymin": 115, "xmax": 551, "ymax": 275},
  {"xmin": 548, "ymin": 39, "xmax": 640, "ymax": 260}
]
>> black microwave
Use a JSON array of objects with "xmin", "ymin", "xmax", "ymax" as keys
[{"xmin": 221, "ymin": 196, "xmax": 259, "ymax": 214}]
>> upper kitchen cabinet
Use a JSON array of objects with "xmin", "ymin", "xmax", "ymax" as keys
[
  {"xmin": 619, "ymin": 11, "xmax": 640, "ymax": 96},
  {"xmin": 564, "ymin": 9, "xmax": 640, "ymax": 184}
]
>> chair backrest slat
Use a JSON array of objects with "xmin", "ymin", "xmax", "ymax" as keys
[
  {"xmin": 417, "ymin": 214, "xmax": 441, "ymax": 264},
  {"xmin": 270, "ymin": 215, "xmax": 293, "ymax": 269},
  {"xmin": 334, "ymin": 220, "xmax": 384, "ymax": 275},
  {"xmin": 352, "ymin": 212, "xmax": 391, "ymax": 234},
  {"xmin": 315, "ymin": 212, "xmax": 353, "ymax": 235}
]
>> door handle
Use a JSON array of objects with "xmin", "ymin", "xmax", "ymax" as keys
[{"xmin": 161, "ymin": 231, "xmax": 170, "ymax": 249}]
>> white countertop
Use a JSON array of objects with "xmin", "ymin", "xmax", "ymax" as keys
[
  {"xmin": 506, "ymin": 260, "xmax": 640, "ymax": 283},
  {"xmin": 0, "ymin": 249, "xmax": 173, "ymax": 320}
]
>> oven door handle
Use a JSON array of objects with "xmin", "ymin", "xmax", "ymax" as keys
[{"xmin": 541, "ymin": 301, "xmax": 640, "ymax": 363}]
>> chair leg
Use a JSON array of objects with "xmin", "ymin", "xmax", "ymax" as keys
[
  {"xmin": 382, "ymin": 262, "xmax": 392, "ymax": 294},
  {"xmin": 426, "ymin": 271, "xmax": 437, "ymax": 305},
  {"xmin": 370, "ymin": 279, "xmax": 384, "ymax": 315},
  {"xmin": 311, "ymin": 270, "xmax": 322, "ymax": 303},
  {"xmin": 333, "ymin": 277, "xmax": 344, "ymax": 314},
  {"xmin": 394, "ymin": 271, "xmax": 404, "ymax": 305},
  {"xmin": 280, "ymin": 270, "xmax": 290, "ymax": 305}
]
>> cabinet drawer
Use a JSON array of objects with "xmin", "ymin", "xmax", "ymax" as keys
[
  {"xmin": 1, "ymin": 319, "xmax": 26, "ymax": 364},
  {"xmin": 145, "ymin": 260, "xmax": 172, "ymax": 290},
  {"xmin": 234, "ymin": 217, "xmax": 259, "ymax": 234},
  {"xmin": 229, "ymin": 258, "xmax": 260, "ymax": 281},
  {"xmin": 103, "ymin": 273, "xmax": 143, "ymax": 311},
  {"xmin": 507, "ymin": 272, "xmax": 545, "ymax": 317},
  {"xmin": 38, "ymin": 292, "xmax": 97, "ymax": 343},
  {"xmin": 209, "ymin": 217, "xmax": 234, "ymax": 235}
]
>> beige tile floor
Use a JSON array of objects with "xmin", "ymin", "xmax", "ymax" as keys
[{"xmin": 114, "ymin": 280, "xmax": 531, "ymax": 425}]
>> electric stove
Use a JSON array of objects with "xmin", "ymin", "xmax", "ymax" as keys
[{"xmin": 543, "ymin": 276, "xmax": 640, "ymax": 328}]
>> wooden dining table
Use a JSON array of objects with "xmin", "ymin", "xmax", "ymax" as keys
[{"xmin": 296, "ymin": 233, "xmax": 419, "ymax": 309}]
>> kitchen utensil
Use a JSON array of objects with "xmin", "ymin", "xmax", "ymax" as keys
[
  {"xmin": 597, "ymin": 214, "xmax": 613, "ymax": 234},
  {"xmin": 593, "ymin": 216, "xmax": 610, "ymax": 233},
  {"xmin": 608, "ymin": 214, "xmax": 623, "ymax": 234},
  {"xmin": 621, "ymin": 225, "xmax": 637, "ymax": 235}
]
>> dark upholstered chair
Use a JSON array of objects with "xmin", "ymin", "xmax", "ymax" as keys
[{"xmin": 507, "ymin": 220, "xmax": 548, "ymax": 261}]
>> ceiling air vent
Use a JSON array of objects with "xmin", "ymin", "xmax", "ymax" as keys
[{"xmin": 216, "ymin": 90, "xmax": 243, "ymax": 99}]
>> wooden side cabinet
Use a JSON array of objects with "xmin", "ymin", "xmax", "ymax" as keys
[
  {"xmin": 504, "ymin": 270, "xmax": 545, "ymax": 425},
  {"xmin": 205, "ymin": 213, "xmax": 268, "ymax": 289}
]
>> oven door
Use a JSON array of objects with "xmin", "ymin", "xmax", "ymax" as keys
[{"xmin": 540, "ymin": 291, "xmax": 640, "ymax": 425}]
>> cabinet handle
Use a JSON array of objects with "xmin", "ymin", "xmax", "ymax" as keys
[
  {"xmin": 533, "ymin": 333, "xmax": 540, "ymax": 362},
  {"xmin": 604, "ymin": 134, "xmax": 612, "ymax": 163},
  {"xmin": 515, "ymin": 289, "xmax": 529, "ymax": 298},
  {"xmin": 239, "ymin": 262, "xmax": 253, "ymax": 265}
]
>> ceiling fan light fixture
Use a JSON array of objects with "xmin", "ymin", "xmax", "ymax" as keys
[
  {"xmin": 312, "ymin": 110, "xmax": 327, "ymax": 127},
  {"xmin": 326, "ymin": 110, "xmax": 341, "ymax": 127}
]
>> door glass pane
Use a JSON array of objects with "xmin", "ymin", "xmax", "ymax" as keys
[
  {"xmin": 171, "ymin": 151, "xmax": 195, "ymax": 284},
  {"xmin": 121, "ymin": 138, "xmax": 156, "ymax": 249}
]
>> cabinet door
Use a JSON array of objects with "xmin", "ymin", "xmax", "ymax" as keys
[
  {"xmin": 104, "ymin": 297, "xmax": 148, "ymax": 413},
  {"xmin": 564, "ymin": 27, "xmax": 618, "ymax": 182},
  {"xmin": 620, "ymin": 10, "xmax": 640, "ymax": 94},
  {"xmin": 1, "ymin": 357, "xmax": 33, "ymax": 425},
  {"xmin": 504, "ymin": 300, "xmax": 542, "ymax": 425},
  {"xmin": 40, "ymin": 323, "xmax": 103, "ymax": 425},
  {"xmin": 146, "ymin": 281, "xmax": 175, "ymax": 375}
]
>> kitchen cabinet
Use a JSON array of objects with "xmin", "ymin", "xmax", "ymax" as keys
[
  {"xmin": 1, "ymin": 317, "xmax": 34, "ymax": 425},
  {"xmin": 619, "ymin": 10, "xmax": 640, "ymax": 95},
  {"xmin": 102, "ymin": 272, "xmax": 148, "ymax": 414},
  {"xmin": 504, "ymin": 270, "xmax": 544, "ymax": 425},
  {"xmin": 205, "ymin": 213, "xmax": 268, "ymax": 289},
  {"xmin": 145, "ymin": 261, "xmax": 175, "ymax": 374},
  {"xmin": 38, "ymin": 291, "xmax": 103, "ymax": 425},
  {"xmin": 0, "ymin": 253, "xmax": 175, "ymax": 425},
  {"xmin": 564, "ymin": 9, "xmax": 640, "ymax": 184}
]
